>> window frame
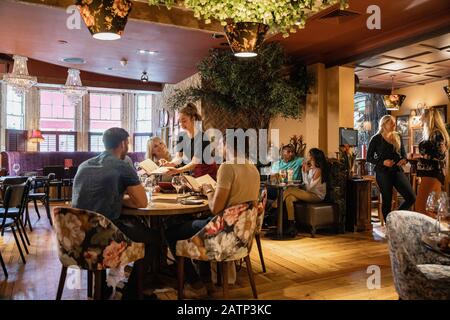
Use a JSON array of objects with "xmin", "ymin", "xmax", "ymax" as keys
[
  {"xmin": 38, "ymin": 131, "xmax": 77, "ymax": 152},
  {"xmin": 39, "ymin": 89, "xmax": 77, "ymax": 132},
  {"xmin": 133, "ymin": 132, "xmax": 153, "ymax": 153},
  {"xmin": 5, "ymin": 85, "xmax": 25, "ymax": 130},
  {"xmin": 88, "ymin": 132, "xmax": 104, "ymax": 152}
]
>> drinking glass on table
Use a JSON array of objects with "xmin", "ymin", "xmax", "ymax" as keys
[
  {"xmin": 279, "ymin": 170, "xmax": 287, "ymax": 185},
  {"xmin": 172, "ymin": 176, "xmax": 183, "ymax": 202},
  {"xmin": 12, "ymin": 163, "xmax": 20, "ymax": 176},
  {"xmin": 144, "ymin": 176, "xmax": 157, "ymax": 207},
  {"xmin": 437, "ymin": 192, "xmax": 450, "ymax": 235},
  {"xmin": 426, "ymin": 191, "xmax": 439, "ymax": 225}
]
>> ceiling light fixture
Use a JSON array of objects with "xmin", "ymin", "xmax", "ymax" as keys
[
  {"xmin": 141, "ymin": 71, "xmax": 149, "ymax": 82},
  {"xmin": 61, "ymin": 69, "xmax": 87, "ymax": 106},
  {"xmin": 224, "ymin": 22, "xmax": 269, "ymax": 58},
  {"xmin": 383, "ymin": 75, "xmax": 406, "ymax": 111},
  {"xmin": 76, "ymin": 0, "xmax": 132, "ymax": 41},
  {"xmin": 3, "ymin": 55, "xmax": 37, "ymax": 96}
]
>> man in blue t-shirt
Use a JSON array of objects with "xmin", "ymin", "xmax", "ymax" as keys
[
  {"xmin": 270, "ymin": 144, "xmax": 303, "ymax": 180},
  {"xmin": 265, "ymin": 144, "xmax": 303, "ymax": 228},
  {"xmin": 72, "ymin": 127, "xmax": 159, "ymax": 299}
]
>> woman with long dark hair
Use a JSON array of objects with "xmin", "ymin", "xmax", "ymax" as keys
[
  {"xmin": 282, "ymin": 148, "xmax": 329, "ymax": 237},
  {"xmin": 415, "ymin": 108, "xmax": 449, "ymax": 216},
  {"xmin": 367, "ymin": 115, "xmax": 416, "ymax": 221}
]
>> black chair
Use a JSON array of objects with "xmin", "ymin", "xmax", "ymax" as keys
[
  {"xmin": 43, "ymin": 166, "xmax": 65, "ymax": 201},
  {"xmin": 0, "ymin": 183, "xmax": 31, "ymax": 265},
  {"xmin": 26, "ymin": 174, "xmax": 53, "ymax": 230},
  {"xmin": 62, "ymin": 166, "xmax": 78, "ymax": 202},
  {"xmin": 0, "ymin": 177, "xmax": 29, "ymax": 214}
]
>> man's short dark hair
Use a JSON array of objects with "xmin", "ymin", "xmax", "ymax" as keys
[
  {"xmin": 282, "ymin": 144, "xmax": 295, "ymax": 152},
  {"xmin": 103, "ymin": 127, "xmax": 129, "ymax": 150}
]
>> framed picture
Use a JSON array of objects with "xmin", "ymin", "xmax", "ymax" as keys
[
  {"xmin": 412, "ymin": 128, "xmax": 423, "ymax": 146},
  {"xmin": 396, "ymin": 115, "xmax": 409, "ymax": 137},
  {"xmin": 432, "ymin": 105, "xmax": 447, "ymax": 123}
]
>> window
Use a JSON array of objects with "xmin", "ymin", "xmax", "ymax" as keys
[
  {"xmin": 39, "ymin": 132, "xmax": 76, "ymax": 152},
  {"xmin": 134, "ymin": 94, "xmax": 152, "ymax": 152},
  {"xmin": 6, "ymin": 85, "xmax": 25, "ymax": 130},
  {"xmin": 40, "ymin": 90, "xmax": 76, "ymax": 131},
  {"xmin": 89, "ymin": 133, "xmax": 103, "ymax": 152},
  {"xmin": 89, "ymin": 93, "xmax": 122, "ymax": 132},
  {"xmin": 134, "ymin": 134, "xmax": 152, "ymax": 153},
  {"xmin": 89, "ymin": 93, "xmax": 122, "ymax": 152}
]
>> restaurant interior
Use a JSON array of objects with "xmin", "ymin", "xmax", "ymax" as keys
[{"xmin": 0, "ymin": 0, "xmax": 449, "ymax": 301}]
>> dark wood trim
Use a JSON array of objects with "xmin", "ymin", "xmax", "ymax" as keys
[
  {"xmin": 323, "ymin": 12, "xmax": 450, "ymax": 68},
  {"xmin": 12, "ymin": 0, "xmax": 224, "ymax": 34}
]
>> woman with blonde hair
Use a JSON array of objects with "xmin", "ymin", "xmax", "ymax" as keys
[
  {"xmin": 367, "ymin": 115, "xmax": 416, "ymax": 221},
  {"xmin": 415, "ymin": 108, "xmax": 449, "ymax": 215},
  {"xmin": 146, "ymin": 136, "xmax": 171, "ymax": 164}
]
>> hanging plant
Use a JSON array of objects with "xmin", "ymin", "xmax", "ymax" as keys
[{"xmin": 148, "ymin": 0, "xmax": 349, "ymax": 37}]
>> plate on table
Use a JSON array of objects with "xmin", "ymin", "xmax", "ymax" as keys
[{"xmin": 180, "ymin": 199, "xmax": 205, "ymax": 205}]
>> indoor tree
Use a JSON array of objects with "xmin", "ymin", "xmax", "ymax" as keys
[{"xmin": 168, "ymin": 42, "xmax": 311, "ymax": 130}]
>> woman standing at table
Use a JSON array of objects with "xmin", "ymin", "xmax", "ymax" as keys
[
  {"xmin": 415, "ymin": 108, "xmax": 449, "ymax": 216},
  {"xmin": 367, "ymin": 115, "xmax": 416, "ymax": 221},
  {"xmin": 161, "ymin": 103, "xmax": 218, "ymax": 179}
]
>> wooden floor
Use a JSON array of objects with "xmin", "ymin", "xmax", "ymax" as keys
[{"xmin": 0, "ymin": 203, "xmax": 397, "ymax": 300}]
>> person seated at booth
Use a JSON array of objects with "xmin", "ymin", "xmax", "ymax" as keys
[
  {"xmin": 264, "ymin": 144, "xmax": 303, "ymax": 227},
  {"xmin": 270, "ymin": 144, "xmax": 303, "ymax": 181},
  {"xmin": 282, "ymin": 148, "xmax": 329, "ymax": 237}
]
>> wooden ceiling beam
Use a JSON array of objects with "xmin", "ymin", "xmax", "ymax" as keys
[{"xmin": 9, "ymin": 0, "xmax": 225, "ymax": 34}]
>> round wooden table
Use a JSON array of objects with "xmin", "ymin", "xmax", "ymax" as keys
[
  {"xmin": 123, "ymin": 193, "xmax": 210, "ymax": 273},
  {"xmin": 123, "ymin": 193, "xmax": 209, "ymax": 216}
]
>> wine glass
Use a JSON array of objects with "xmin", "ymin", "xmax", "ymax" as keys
[
  {"xmin": 437, "ymin": 192, "xmax": 449, "ymax": 235},
  {"xmin": 12, "ymin": 163, "xmax": 20, "ymax": 176},
  {"xmin": 172, "ymin": 176, "xmax": 183, "ymax": 202},
  {"xmin": 426, "ymin": 191, "xmax": 439, "ymax": 226}
]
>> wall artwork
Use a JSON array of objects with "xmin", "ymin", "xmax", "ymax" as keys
[{"xmin": 396, "ymin": 115, "xmax": 409, "ymax": 137}]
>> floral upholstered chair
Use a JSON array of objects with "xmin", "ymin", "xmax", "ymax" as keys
[
  {"xmin": 53, "ymin": 207, "xmax": 145, "ymax": 300},
  {"xmin": 176, "ymin": 201, "xmax": 260, "ymax": 299},
  {"xmin": 386, "ymin": 210, "xmax": 450, "ymax": 300}
]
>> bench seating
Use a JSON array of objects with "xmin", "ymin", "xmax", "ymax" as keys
[{"xmin": 1, "ymin": 151, "xmax": 145, "ymax": 175}]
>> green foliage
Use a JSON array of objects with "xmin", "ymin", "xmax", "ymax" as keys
[
  {"xmin": 148, "ymin": 0, "xmax": 348, "ymax": 37},
  {"xmin": 168, "ymin": 42, "xmax": 311, "ymax": 128}
]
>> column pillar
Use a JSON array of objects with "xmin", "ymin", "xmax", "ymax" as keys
[{"xmin": 326, "ymin": 66, "xmax": 355, "ymax": 157}]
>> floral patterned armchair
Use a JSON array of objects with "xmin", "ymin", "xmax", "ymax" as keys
[
  {"xmin": 176, "ymin": 200, "xmax": 260, "ymax": 299},
  {"xmin": 53, "ymin": 207, "xmax": 145, "ymax": 299},
  {"xmin": 386, "ymin": 210, "xmax": 450, "ymax": 300}
]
